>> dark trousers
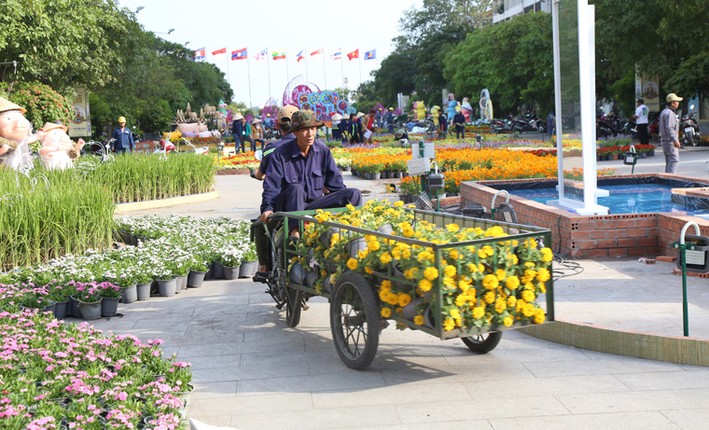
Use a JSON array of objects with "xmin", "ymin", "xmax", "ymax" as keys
[
  {"xmin": 455, "ymin": 124, "xmax": 465, "ymax": 139},
  {"xmin": 637, "ymin": 123, "xmax": 649, "ymax": 144},
  {"xmin": 251, "ymin": 218, "xmax": 279, "ymax": 268},
  {"xmin": 277, "ymin": 184, "xmax": 362, "ymax": 233}
]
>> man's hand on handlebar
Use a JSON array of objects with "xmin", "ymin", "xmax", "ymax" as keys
[{"xmin": 259, "ymin": 210, "xmax": 273, "ymax": 223}]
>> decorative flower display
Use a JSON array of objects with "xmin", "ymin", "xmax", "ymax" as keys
[
  {"xmin": 0, "ymin": 309, "xmax": 191, "ymax": 429},
  {"xmin": 294, "ymin": 199, "xmax": 553, "ymax": 335}
]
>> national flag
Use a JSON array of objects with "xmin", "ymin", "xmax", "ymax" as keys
[
  {"xmin": 254, "ymin": 48, "xmax": 268, "ymax": 60},
  {"xmin": 310, "ymin": 48, "xmax": 322, "ymax": 57},
  {"xmin": 194, "ymin": 47, "xmax": 206, "ymax": 61},
  {"xmin": 212, "ymin": 47, "xmax": 226, "ymax": 56},
  {"xmin": 272, "ymin": 50, "xmax": 286, "ymax": 60},
  {"xmin": 331, "ymin": 49, "xmax": 342, "ymax": 60},
  {"xmin": 364, "ymin": 49, "xmax": 376, "ymax": 60},
  {"xmin": 232, "ymin": 48, "xmax": 247, "ymax": 60},
  {"xmin": 296, "ymin": 49, "xmax": 305, "ymax": 62},
  {"xmin": 347, "ymin": 49, "xmax": 359, "ymax": 61}
]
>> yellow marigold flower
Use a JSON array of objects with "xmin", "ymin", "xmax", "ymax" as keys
[
  {"xmin": 522, "ymin": 269, "xmax": 537, "ymax": 283},
  {"xmin": 472, "ymin": 306, "xmax": 485, "ymax": 319},
  {"xmin": 522, "ymin": 290, "xmax": 535, "ymax": 302},
  {"xmin": 482, "ymin": 274, "xmax": 499, "ymax": 290},
  {"xmin": 541, "ymin": 247, "xmax": 553, "ymax": 263},
  {"xmin": 496, "ymin": 268, "xmax": 506, "ymax": 281},
  {"xmin": 357, "ymin": 249, "xmax": 369, "ymax": 259},
  {"xmin": 380, "ymin": 280, "xmax": 392, "ymax": 290},
  {"xmin": 446, "ymin": 223, "xmax": 460, "ymax": 233},
  {"xmin": 533, "ymin": 309, "xmax": 546, "ymax": 324},
  {"xmin": 524, "ymin": 281, "xmax": 535, "ymax": 291},
  {"xmin": 467, "ymin": 262, "xmax": 479, "ymax": 273},
  {"xmin": 503, "ymin": 316, "xmax": 514, "ymax": 327},
  {"xmin": 365, "ymin": 267, "xmax": 374, "ymax": 274},
  {"xmin": 505, "ymin": 275, "xmax": 520, "ymax": 290},
  {"xmin": 484, "ymin": 291, "xmax": 495, "ymax": 304},
  {"xmin": 387, "ymin": 293, "xmax": 399, "ymax": 306},
  {"xmin": 423, "ymin": 266, "xmax": 439, "ymax": 281},
  {"xmin": 522, "ymin": 303, "xmax": 535, "ymax": 317},
  {"xmin": 379, "ymin": 252, "xmax": 392, "ymax": 265},
  {"xmin": 449, "ymin": 308, "xmax": 461, "ymax": 320},
  {"xmin": 448, "ymin": 249, "xmax": 459, "ymax": 261},
  {"xmin": 404, "ymin": 267, "xmax": 419, "ymax": 279},
  {"xmin": 381, "ymin": 307, "xmax": 392, "ymax": 318},
  {"xmin": 401, "ymin": 247, "xmax": 411, "ymax": 259},
  {"xmin": 401, "ymin": 225, "xmax": 414, "ymax": 238},
  {"xmin": 391, "ymin": 247, "xmax": 401, "ymax": 259},
  {"xmin": 455, "ymin": 294, "xmax": 467, "ymax": 307},
  {"xmin": 417, "ymin": 250, "xmax": 434, "ymax": 263},
  {"xmin": 507, "ymin": 253, "xmax": 519, "ymax": 265},
  {"xmin": 539, "ymin": 283, "xmax": 547, "ymax": 293},
  {"xmin": 418, "ymin": 278, "xmax": 433, "ymax": 292},
  {"xmin": 444, "ymin": 265, "xmax": 456, "ymax": 278},
  {"xmin": 458, "ymin": 279, "xmax": 470, "ymax": 292},
  {"xmin": 414, "ymin": 315, "xmax": 424, "ymax": 325},
  {"xmin": 495, "ymin": 299, "xmax": 507, "ymax": 313},
  {"xmin": 367, "ymin": 239, "xmax": 380, "ymax": 252},
  {"xmin": 346, "ymin": 258, "xmax": 358, "ymax": 270},
  {"xmin": 536, "ymin": 267, "xmax": 550, "ymax": 283},
  {"xmin": 507, "ymin": 296, "xmax": 517, "ymax": 308},
  {"xmin": 393, "ymin": 200, "xmax": 404, "ymax": 207},
  {"xmin": 443, "ymin": 317, "xmax": 456, "ymax": 331},
  {"xmin": 443, "ymin": 276, "xmax": 455, "ymax": 288},
  {"xmin": 398, "ymin": 293, "xmax": 412, "ymax": 307},
  {"xmin": 477, "ymin": 248, "xmax": 487, "ymax": 259}
]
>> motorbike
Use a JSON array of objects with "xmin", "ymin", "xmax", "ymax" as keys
[
  {"xmin": 511, "ymin": 113, "xmax": 545, "ymax": 133},
  {"xmin": 680, "ymin": 105, "xmax": 701, "ymax": 147},
  {"xmin": 489, "ymin": 118, "xmax": 513, "ymax": 134},
  {"xmin": 620, "ymin": 118, "xmax": 638, "ymax": 140},
  {"xmin": 596, "ymin": 112, "xmax": 624, "ymax": 139}
]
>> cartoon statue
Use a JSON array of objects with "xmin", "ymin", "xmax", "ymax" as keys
[
  {"xmin": 0, "ymin": 97, "xmax": 38, "ymax": 171},
  {"xmin": 415, "ymin": 100, "xmax": 426, "ymax": 121},
  {"xmin": 38, "ymin": 122, "xmax": 85, "ymax": 170},
  {"xmin": 461, "ymin": 97, "xmax": 473, "ymax": 123},
  {"xmin": 431, "ymin": 105, "xmax": 441, "ymax": 127}
]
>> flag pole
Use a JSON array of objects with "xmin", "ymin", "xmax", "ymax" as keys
[
  {"xmin": 322, "ymin": 48, "xmax": 327, "ymax": 89},
  {"xmin": 358, "ymin": 54, "xmax": 362, "ymax": 88},
  {"xmin": 266, "ymin": 49, "xmax": 272, "ymax": 101},
  {"xmin": 246, "ymin": 54, "xmax": 253, "ymax": 108},
  {"xmin": 305, "ymin": 50, "xmax": 309, "ymax": 84}
]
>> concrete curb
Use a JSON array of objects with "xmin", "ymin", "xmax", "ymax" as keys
[
  {"xmin": 114, "ymin": 191, "xmax": 220, "ymax": 213},
  {"xmin": 518, "ymin": 319, "xmax": 709, "ymax": 366}
]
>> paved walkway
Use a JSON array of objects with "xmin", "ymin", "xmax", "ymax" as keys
[{"xmin": 101, "ymin": 146, "xmax": 709, "ymax": 429}]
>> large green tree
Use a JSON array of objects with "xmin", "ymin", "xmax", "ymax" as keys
[{"xmin": 443, "ymin": 12, "xmax": 554, "ymax": 116}]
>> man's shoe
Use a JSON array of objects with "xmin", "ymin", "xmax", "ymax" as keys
[{"xmin": 253, "ymin": 271, "xmax": 269, "ymax": 283}]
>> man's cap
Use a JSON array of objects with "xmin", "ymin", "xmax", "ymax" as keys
[
  {"xmin": 118, "ymin": 116, "xmax": 126, "ymax": 123},
  {"xmin": 233, "ymin": 113, "xmax": 244, "ymax": 120},
  {"xmin": 277, "ymin": 105, "xmax": 299, "ymax": 124},
  {"xmin": 666, "ymin": 93, "xmax": 683, "ymax": 103},
  {"xmin": 40, "ymin": 122, "xmax": 68, "ymax": 133},
  {"xmin": 0, "ymin": 97, "xmax": 26, "ymax": 114},
  {"xmin": 290, "ymin": 110, "xmax": 324, "ymax": 131}
]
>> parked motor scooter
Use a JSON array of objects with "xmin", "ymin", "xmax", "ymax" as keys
[
  {"xmin": 511, "ymin": 113, "xmax": 545, "ymax": 133},
  {"xmin": 680, "ymin": 104, "xmax": 701, "ymax": 147},
  {"xmin": 490, "ymin": 118, "xmax": 513, "ymax": 134}
]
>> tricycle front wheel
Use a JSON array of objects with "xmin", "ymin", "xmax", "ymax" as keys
[
  {"xmin": 461, "ymin": 331, "xmax": 502, "ymax": 353},
  {"xmin": 330, "ymin": 271, "xmax": 379, "ymax": 370}
]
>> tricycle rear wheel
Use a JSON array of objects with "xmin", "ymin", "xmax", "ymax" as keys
[
  {"xmin": 461, "ymin": 331, "xmax": 502, "ymax": 353},
  {"xmin": 284, "ymin": 285, "xmax": 302, "ymax": 328},
  {"xmin": 330, "ymin": 271, "xmax": 379, "ymax": 370}
]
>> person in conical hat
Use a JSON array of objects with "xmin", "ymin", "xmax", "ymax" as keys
[{"xmin": 38, "ymin": 122, "xmax": 86, "ymax": 170}]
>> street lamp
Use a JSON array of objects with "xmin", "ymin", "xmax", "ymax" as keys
[{"xmin": 135, "ymin": 6, "xmax": 144, "ymax": 13}]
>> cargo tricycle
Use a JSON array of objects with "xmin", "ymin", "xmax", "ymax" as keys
[{"xmin": 261, "ymin": 200, "xmax": 554, "ymax": 370}]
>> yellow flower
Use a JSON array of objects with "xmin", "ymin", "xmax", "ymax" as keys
[
  {"xmin": 495, "ymin": 299, "xmax": 507, "ymax": 313},
  {"xmin": 423, "ymin": 266, "xmax": 439, "ymax": 281},
  {"xmin": 446, "ymin": 223, "xmax": 460, "ymax": 233},
  {"xmin": 401, "ymin": 247, "xmax": 412, "ymax": 259},
  {"xmin": 414, "ymin": 315, "xmax": 424, "ymax": 325},
  {"xmin": 346, "ymin": 203, "xmax": 356, "ymax": 211},
  {"xmin": 482, "ymin": 274, "xmax": 499, "ymax": 290},
  {"xmin": 380, "ymin": 280, "xmax": 392, "ymax": 290},
  {"xmin": 379, "ymin": 252, "xmax": 392, "ymax": 265},
  {"xmin": 379, "ymin": 289, "xmax": 389, "ymax": 302},
  {"xmin": 398, "ymin": 293, "xmax": 412, "ymax": 307},
  {"xmin": 541, "ymin": 247, "xmax": 553, "ymax": 263},
  {"xmin": 346, "ymin": 258, "xmax": 358, "ymax": 270},
  {"xmin": 386, "ymin": 293, "xmax": 399, "ymax": 306},
  {"xmin": 448, "ymin": 249, "xmax": 459, "ymax": 261},
  {"xmin": 458, "ymin": 279, "xmax": 470, "ymax": 292},
  {"xmin": 443, "ymin": 317, "xmax": 456, "ymax": 331},
  {"xmin": 443, "ymin": 265, "xmax": 456, "ymax": 278},
  {"xmin": 536, "ymin": 267, "xmax": 550, "ymax": 283},
  {"xmin": 393, "ymin": 200, "xmax": 404, "ymax": 208},
  {"xmin": 367, "ymin": 239, "xmax": 380, "ymax": 252},
  {"xmin": 442, "ymin": 276, "xmax": 456, "ymax": 288},
  {"xmin": 533, "ymin": 309, "xmax": 546, "ymax": 324},
  {"xmin": 364, "ymin": 267, "xmax": 374, "ymax": 274},
  {"xmin": 455, "ymin": 294, "xmax": 467, "ymax": 307},
  {"xmin": 495, "ymin": 268, "xmax": 506, "ymax": 281},
  {"xmin": 417, "ymin": 250, "xmax": 434, "ymax": 263},
  {"xmin": 484, "ymin": 291, "xmax": 495, "ymax": 304},
  {"xmin": 418, "ymin": 278, "xmax": 433, "ymax": 292},
  {"xmin": 505, "ymin": 275, "xmax": 520, "ymax": 290},
  {"xmin": 472, "ymin": 306, "xmax": 485, "ymax": 319},
  {"xmin": 381, "ymin": 307, "xmax": 392, "ymax": 318},
  {"xmin": 507, "ymin": 296, "xmax": 517, "ymax": 309},
  {"xmin": 503, "ymin": 316, "xmax": 514, "ymax": 327},
  {"xmin": 522, "ymin": 290, "xmax": 535, "ymax": 302},
  {"xmin": 507, "ymin": 253, "xmax": 519, "ymax": 265},
  {"xmin": 404, "ymin": 267, "xmax": 419, "ymax": 279}
]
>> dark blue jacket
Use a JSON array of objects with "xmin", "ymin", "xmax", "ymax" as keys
[
  {"xmin": 111, "ymin": 127, "xmax": 135, "ymax": 152},
  {"xmin": 261, "ymin": 139, "xmax": 344, "ymax": 213},
  {"xmin": 258, "ymin": 133, "xmax": 294, "ymax": 174}
]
